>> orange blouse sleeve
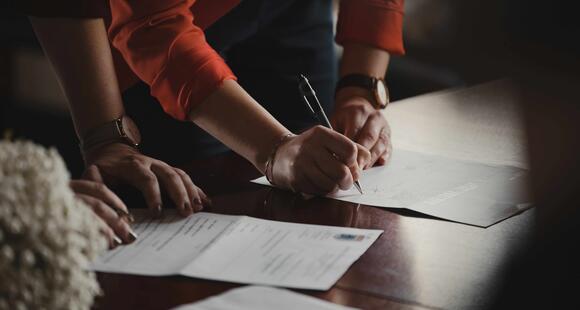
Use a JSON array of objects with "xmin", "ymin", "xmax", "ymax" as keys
[
  {"xmin": 108, "ymin": 0, "xmax": 237, "ymax": 121},
  {"xmin": 336, "ymin": 0, "xmax": 405, "ymax": 55}
]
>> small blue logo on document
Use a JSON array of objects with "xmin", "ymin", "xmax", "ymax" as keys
[{"xmin": 334, "ymin": 234, "xmax": 365, "ymax": 241}]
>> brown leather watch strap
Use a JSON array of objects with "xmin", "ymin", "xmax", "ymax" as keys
[
  {"xmin": 80, "ymin": 116, "xmax": 141, "ymax": 152},
  {"xmin": 336, "ymin": 74, "xmax": 389, "ymax": 109}
]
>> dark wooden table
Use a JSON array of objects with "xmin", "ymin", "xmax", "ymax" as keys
[{"xmin": 95, "ymin": 81, "xmax": 534, "ymax": 310}]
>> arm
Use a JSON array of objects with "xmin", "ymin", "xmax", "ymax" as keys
[
  {"xmin": 190, "ymin": 80, "xmax": 369, "ymax": 193},
  {"xmin": 29, "ymin": 17, "xmax": 123, "ymax": 137},
  {"xmin": 333, "ymin": 43, "xmax": 392, "ymax": 168},
  {"xmin": 29, "ymin": 17, "xmax": 207, "ymax": 218},
  {"xmin": 332, "ymin": 0, "xmax": 405, "ymax": 168},
  {"xmin": 109, "ymin": 1, "xmax": 369, "ymax": 194}
]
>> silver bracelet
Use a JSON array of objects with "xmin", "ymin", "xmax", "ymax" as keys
[{"xmin": 265, "ymin": 133, "xmax": 294, "ymax": 185}]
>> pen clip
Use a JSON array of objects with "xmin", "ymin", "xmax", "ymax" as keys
[
  {"xmin": 301, "ymin": 95, "xmax": 316, "ymax": 116},
  {"xmin": 298, "ymin": 74, "xmax": 325, "ymax": 124}
]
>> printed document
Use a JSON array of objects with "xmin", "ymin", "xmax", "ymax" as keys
[
  {"xmin": 171, "ymin": 285, "xmax": 358, "ymax": 310},
  {"xmin": 91, "ymin": 210, "xmax": 382, "ymax": 290},
  {"xmin": 252, "ymin": 149, "xmax": 531, "ymax": 227}
]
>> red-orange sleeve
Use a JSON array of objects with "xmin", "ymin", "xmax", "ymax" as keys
[
  {"xmin": 108, "ymin": 0, "xmax": 237, "ymax": 121},
  {"xmin": 336, "ymin": 0, "xmax": 405, "ymax": 55}
]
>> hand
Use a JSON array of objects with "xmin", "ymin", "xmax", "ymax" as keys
[
  {"xmin": 270, "ymin": 125, "xmax": 370, "ymax": 195},
  {"xmin": 70, "ymin": 179, "xmax": 136, "ymax": 249},
  {"xmin": 82, "ymin": 143, "xmax": 210, "ymax": 218},
  {"xmin": 332, "ymin": 92, "xmax": 392, "ymax": 169}
]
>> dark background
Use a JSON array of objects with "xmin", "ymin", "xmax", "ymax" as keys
[
  {"xmin": 1, "ymin": 1, "xmax": 579, "ymax": 307},
  {"xmin": 3, "ymin": 0, "xmax": 578, "ymax": 177}
]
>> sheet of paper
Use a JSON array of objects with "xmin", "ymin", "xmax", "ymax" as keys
[
  {"xmin": 91, "ymin": 210, "xmax": 382, "ymax": 290},
  {"xmin": 171, "ymin": 286, "xmax": 358, "ymax": 310},
  {"xmin": 91, "ymin": 211, "xmax": 239, "ymax": 276},
  {"xmin": 252, "ymin": 149, "xmax": 531, "ymax": 227}
]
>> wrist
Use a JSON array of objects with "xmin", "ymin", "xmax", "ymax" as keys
[
  {"xmin": 79, "ymin": 115, "xmax": 141, "ymax": 154},
  {"xmin": 260, "ymin": 133, "xmax": 295, "ymax": 180},
  {"xmin": 335, "ymin": 87, "xmax": 375, "ymax": 109},
  {"xmin": 335, "ymin": 74, "xmax": 389, "ymax": 110},
  {"xmin": 82, "ymin": 141, "xmax": 139, "ymax": 165}
]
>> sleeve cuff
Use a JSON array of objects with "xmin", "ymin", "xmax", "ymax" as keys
[
  {"xmin": 336, "ymin": 2, "xmax": 405, "ymax": 55},
  {"xmin": 151, "ymin": 50, "xmax": 237, "ymax": 121}
]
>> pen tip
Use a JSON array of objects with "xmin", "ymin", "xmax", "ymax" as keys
[{"xmin": 354, "ymin": 182, "xmax": 363, "ymax": 194}]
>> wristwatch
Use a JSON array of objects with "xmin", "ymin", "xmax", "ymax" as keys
[
  {"xmin": 80, "ymin": 116, "xmax": 141, "ymax": 152},
  {"xmin": 336, "ymin": 74, "xmax": 390, "ymax": 109}
]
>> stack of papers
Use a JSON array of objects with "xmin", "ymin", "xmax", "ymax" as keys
[
  {"xmin": 91, "ymin": 210, "xmax": 382, "ymax": 290},
  {"xmin": 252, "ymin": 149, "xmax": 532, "ymax": 227},
  {"xmin": 171, "ymin": 286, "xmax": 358, "ymax": 310}
]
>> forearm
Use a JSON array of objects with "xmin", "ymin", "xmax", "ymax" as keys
[
  {"xmin": 188, "ymin": 80, "xmax": 289, "ymax": 173},
  {"xmin": 340, "ymin": 43, "xmax": 390, "ymax": 78},
  {"xmin": 29, "ymin": 17, "xmax": 124, "ymax": 137}
]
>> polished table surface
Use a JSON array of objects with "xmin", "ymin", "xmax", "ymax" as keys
[{"xmin": 95, "ymin": 80, "xmax": 534, "ymax": 310}]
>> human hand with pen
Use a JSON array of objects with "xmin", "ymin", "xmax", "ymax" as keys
[
  {"xmin": 332, "ymin": 43, "xmax": 394, "ymax": 169},
  {"xmin": 331, "ymin": 88, "xmax": 392, "ymax": 169},
  {"xmin": 266, "ymin": 126, "xmax": 370, "ymax": 195}
]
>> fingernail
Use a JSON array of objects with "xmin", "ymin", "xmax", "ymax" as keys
[
  {"xmin": 201, "ymin": 197, "xmax": 213, "ymax": 207},
  {"xmin": 120, "ymin": 213, "xmax": 135, "ymax": 223},
  {"xmin": 152, "ymin": 204, "xmax": 163, "ymax": 218},
  {"xmin": 126, "ymin": 212, "xmax": 135, "ymax": 223},
  {"xmin": 193, "ymin": 198, "xmax": 203, "ymax": 212},
  {"xmin": 113, "ymin": 236, "xmax": 123, "ymax": 246},
  {"xmin": 184, "ymin": 201, "xmax": 192, "ymax": 213},
  {"xmin": 128, "ymin": 231, "xmax": 138, "ymax": 242}
]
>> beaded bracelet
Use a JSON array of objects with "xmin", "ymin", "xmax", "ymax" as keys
[{"xmin": 265, "ymin": 133, "xmax": 295, "ymax": 185}]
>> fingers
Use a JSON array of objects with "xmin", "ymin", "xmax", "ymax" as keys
[
  {"xmin": 366, "ymin": 127, "xmax": 390, "ymax": 168},
  {"xmin": 354, "ymin": 114, "xmax": 390, "ymax": 168},
  {"xmin": 355, "ymin": 113, "xmax": 385, "ymax": 151},
  {"xmin": 311, "ymin": 151, "xmax": 353, "ymax": 191},
  {"xmin": 76, "ymin": 193, "xmax": 136, "ymax": 247},
  {"xmin": 83, "ymin": 164, "xmax": 104, "ymax": 183},
  {"xmin": 95, "ymin": 215, "xmax": 118, "ymax": 249},
  {"xmin": 174, "ymin": 168, "xmax": 210, "ymax": 212},
  {"xmin": 297, "ymin": 171, "xmax": 334, "ymax": 195},
  {"xmin": 312, "ymin": 126, "xmax": 359, "ymax": 168},
  {"xmin": 121, "ymin": 159, "xmax": 163, "ymax": 217},
  {"xmin": 306, "ymin": 164, "xmax": 341, "ymax": 194},
  {"xmin": 355, "ymin": 143, "xmax": 372, "ymax": 170},
  {"xmin": 151, "ymin": 162, "xmax": 192, "ymax": 217},
  {"xmin": 341, "ymin": 112, "xmax": 368, "ymax": 140},
  {"xmin": 88, "ymin": 154, "xmax": 208, "ymax": 217},
  {"xmin": 70, "ymin": 179, "xmax": 131, "ymax": 220},
  {"xmin": 376, "ymin": 137, "xmax": 393, "ymax": 166}
]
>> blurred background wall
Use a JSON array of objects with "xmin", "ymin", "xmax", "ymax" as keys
[
  {"xmin": 0, "ymin": 1, "xmax": 578, "ymax": 307},
  {"xmin": 1, "ymin": 0, "xmax": 578, "ymax": 177}
]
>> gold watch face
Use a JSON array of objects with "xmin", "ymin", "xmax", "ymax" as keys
[{"xmin": 375, "ymin": 79, "xmax": 389, "ymax": 109}]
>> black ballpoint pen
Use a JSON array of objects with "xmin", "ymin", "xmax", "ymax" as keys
[{"xmin": 298, "ymin": 74, "xmax": 364, "ymax": 194}]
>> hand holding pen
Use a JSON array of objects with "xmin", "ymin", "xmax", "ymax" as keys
[
  {"xmin": 298, "ymin": 74, "xmax": 365, "ymax": 194},
  {"xmin": 260, "ymin": 75, "xmax": 370, "ymax": 195}
]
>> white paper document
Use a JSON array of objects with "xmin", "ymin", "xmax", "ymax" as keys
[
  {"xmin": 171, "ymin": 285, "xmax": 358, "ymax": 310},
  {"xmin": 91, "ymin": 210, "xmax": 382, "ymax": 290},
  {"xmin": 252, "ymin": 149, "xmax": 532, "ymax": 227}
]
